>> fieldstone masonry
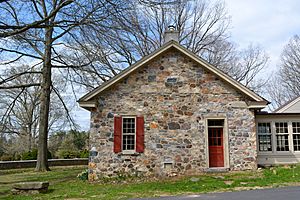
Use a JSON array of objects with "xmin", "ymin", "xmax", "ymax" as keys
[{"xmin": 88, "ymin": 48, "xmax": 257, "ymax": 180}]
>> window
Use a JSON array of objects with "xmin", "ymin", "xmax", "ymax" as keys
[
  {"xmin": 208, "ymin": 119, "xmax": 224, "ymax": 147},
  {"xmin": 208, "ymin": 119, "xmax": 224, "ymax": 127},
  {"xmin": 293, "ymin": 122, "xmax": 300, "ymax": 151},
  {"xmin": 275, "ymin": 122, "xmax": 289, "ymax": 151},
  {"xmin": 113, "ymin": 115, "xmax": 144, "ymax": 153},
  {"xmin": 122, "ymin": 117, "xmax": 136, "ymax": 151},
  {"xmin": 257, "ymin": 123, "xmax": 272, "ymax": 151}
]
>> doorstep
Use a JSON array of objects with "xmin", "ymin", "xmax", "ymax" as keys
[{"xmin": 204, "ymin": 167, "xmax": 229, "ymax": 173}]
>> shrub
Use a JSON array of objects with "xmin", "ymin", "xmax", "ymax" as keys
[
  {"xmin": 57, "ymin": 150, "xmax": 80, "ymax": 159},
  {"xmin": 80, "ymin": 149, "xmax": 89, "ymax": 158},
  {"xmin": 21, "ymin": 149, "xmax": 52, "ymax": 160},
  {"xmin": 0, "ymin": 154, "xmax": 14, "ymax": 161},
  {"xmin": 77, "ymin": 169, "xmax": 88, "ymax": 181},
  {"xmin": 21, "ymin": 150, "xmax": 36, "ymax": 160},
  {"xmin": 14, "ymin": 153, "xmax": 21, "ymax": 161},
  {"xmin": 47, "ymin": 150, "xmax": 53, "ymax": 159}
]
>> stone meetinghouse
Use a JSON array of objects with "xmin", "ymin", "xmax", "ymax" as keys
[{"xmin": 79, "ymin": 28, "xmax": 300, "ymax": 180}]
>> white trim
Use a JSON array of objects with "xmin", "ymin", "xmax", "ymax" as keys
[
  {"xmin": 256, "ymin": 122, "xmax": 273, "ymax": 152},
  {"xmin": 174, "ymin": 45, "xmax": 265, "ymax": 103},
  {"xmin": 121, "ymin": 116, "xmax": 136, "ymax": 152},
  {"xmin": 78, "ymin": 41, "xmax": 268, "ymax": 107},
  {"xmin": 78, "ymin": 102, "xmax": 96, "ymax": 108},
  {"xmin": 275, "ymin": 96, "xmax": 300, "ymax": 113},
  {"xmin": 248, "ymin": 105, "xmax": 267, "ymax": 109},
  {"xmin": 79, "ymin": 43, "xmax": 175, "ymax": 101},
  {"xmin": 204, "ymin": 117, "xmax": 229, "ymax": 169}
]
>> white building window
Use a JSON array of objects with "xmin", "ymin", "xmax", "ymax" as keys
[
  {"xmin": 258, "ymin": 123, "xmax": 272, "ymax": 151},
  {"xmin": 122, "ymin": 117, "xmax": 136, "ymax": 151},
  {"xmin": 275, "ymin": 122, "xmax": 289, "ymax": 151},
  {"xmin": 293, "ymin": 122, "xmax": 300, "ymax": 151}
]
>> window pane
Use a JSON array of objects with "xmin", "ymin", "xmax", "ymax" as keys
[
  {"xmin": 208, "ymin": 128, "xmax": 222, "ymax": 147},
  {"xmin": 258, "ymin": 123, "xmax": 271, "ymax": 134},
  {"xmin": 258, "ymin": 135, "xmax": 272, "ymax": 151},
  {"xmin": 257, "ymin": 123, "xmax": 272, "ymax": 152},
  {"xmin": 122, "ymin": 117, "xmax": 136, "ymax": 150},
  {"xmin": 123, "ymin": 118, "xmax": 135, "ymax": 134},
  {"xmin": 276, "ymin": 135, "xmax": 289, "ymax": 151},
  {"xmin": 275, "ymin": 122, "xmax": 288, "ymax": 133},
  {"xmin": 208, "ymin": 119, "xmax": 224, "ymax": 127},
  {"xmin": 122, "ymin": 135, "xmax": 135, "ymax": 150},
  {"xmin": 293, "ymin": 122, "xmax": 300, "ymax": 133},
  {"xmin": 293, "ymin": 134, "xmax": 300, "ymax": 151}
]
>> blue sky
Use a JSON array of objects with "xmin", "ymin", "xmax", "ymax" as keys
[
  {"xmin": 75, "ymin": 0, "xmax": 300, "ymax": 130},
  {"xmin": 226, "ymin": 0, "xmax": 300, "ymax": 71}
]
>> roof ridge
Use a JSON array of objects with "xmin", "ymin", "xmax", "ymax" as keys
[{"xmin": 78, "ymin": 40, "xmax": 269, "ymax": 107}]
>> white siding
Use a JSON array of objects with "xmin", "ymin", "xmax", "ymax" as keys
[
  {"xmin": 283, "ymin": 101, "xmax": 300, "ymax": 113},
  {"xmin": 258, "ymin": 154, "xmax": 300, "ymax": 165},
  {"xmin": 275, "ymin": 96, "xmax": 300, "ymax": 113}
]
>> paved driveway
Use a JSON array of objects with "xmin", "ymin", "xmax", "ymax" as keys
[{"xmin": 132, "ymin": 186, "xmax": 300, "ymax": 200}]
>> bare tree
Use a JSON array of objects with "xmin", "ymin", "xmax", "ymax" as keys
[
  {"xmin": 67, "ymin": 0, "xmax": 267, "ymax": 92},
  {"xmin": 264, "ymin": 75, "xmax": 294, "ymax": 111},
  {"xmin": 0, "ymin": 66, "xmax": 70, "ymax": 154},
  {"xmin": 219, "ymin": 44, "xmax": 269, "ymax": 90},
  {"xmin": 264, "ymin": 35, "xmax": 300, "ymax": 111},
  {"xmin": 0, "ymin": 0, "xmax": 127, "ymax": 171},
  {"xmin": 280, "ymin": 35, "xmax": 300, "ymax": 96},
  {"xmin": 0, "ymin": 66, "xmax": 41, "ymax": 151}
]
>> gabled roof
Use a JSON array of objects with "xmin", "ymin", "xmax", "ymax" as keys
[
  {"xmin": 78, "ymin": 40, "xmax": 269, "ymax": 109},
  {"xmin": 273, "ymin": 96, "xmax": 300, "ymax": 113}
]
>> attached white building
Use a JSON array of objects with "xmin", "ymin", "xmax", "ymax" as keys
[{"xmin": 256, "ymin": 97, "xmax": 300, "ymax": 165}]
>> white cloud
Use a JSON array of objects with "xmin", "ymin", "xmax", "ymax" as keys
[{"xmin": 225, "ymin": 0, "xmax": 300, "ymax": 72}]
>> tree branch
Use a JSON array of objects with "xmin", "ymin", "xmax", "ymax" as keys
[
  {"xmin": 0, "ymin": 0, "xmax": 74, "ymax": 38},
  {"xmin": 0, "ymin": 83, "xmax": 41, "ymax": 89}
]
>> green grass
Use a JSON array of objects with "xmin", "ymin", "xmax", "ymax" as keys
[{"xmin": 1, "ymin": 165, "xmax": 300, "ymax": 199}]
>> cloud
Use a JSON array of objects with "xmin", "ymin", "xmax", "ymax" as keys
[{"xmin": 225, "ymin": 0, "xmax": 300, "ymax": 72}]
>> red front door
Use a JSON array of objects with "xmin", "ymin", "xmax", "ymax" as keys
[{"xmin": 208, "ymin": 128, "xmax": 224, "ymax": 167}]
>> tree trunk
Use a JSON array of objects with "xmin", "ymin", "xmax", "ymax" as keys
[
  {"xmin": 35, "ymin": 25, "xmax": 53, "ymax": 172},
  {"xmin": 28, "ymin": 129, "xmax": 32, "ymax": 151}
]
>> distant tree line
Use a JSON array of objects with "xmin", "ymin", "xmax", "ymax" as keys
[{"xmin": 0, "ymin": 130, "xmax": 89, "ymax": 161}]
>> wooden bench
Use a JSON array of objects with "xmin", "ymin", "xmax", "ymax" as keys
[{"xmin": 12, "ymin": 182, "xmax": 49, "ymax": 194}]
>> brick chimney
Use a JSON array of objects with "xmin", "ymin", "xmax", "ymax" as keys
[{"xmin": 164, "ymin": 25, "xmax": 179, "ymax": 43}]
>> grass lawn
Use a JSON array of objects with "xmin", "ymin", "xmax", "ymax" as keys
[{"xmin": 1, "ymin": 165, "xmax": 300, "ymax": 199}]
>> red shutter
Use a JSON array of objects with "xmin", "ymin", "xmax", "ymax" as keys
[
  {"xmin": 136, "ymin": 116, "xmax": 145, "ymax": 153},
  {"xmin": 114, "ymin": 116, "xmax": 122, "ymax": 153}
]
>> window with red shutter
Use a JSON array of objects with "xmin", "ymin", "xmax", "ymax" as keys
[
  {"xmin": 136, "ymin": 116, "xmax": 145, "ymax": 153},
  {"xmin": 114, "ymin": 115, "xmax": 144, "ymax": 153},
  {"xmin": 114, "ymin": 116, "xmax": 122, "ymax": 153}
]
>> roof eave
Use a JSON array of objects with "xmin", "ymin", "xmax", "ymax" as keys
[
  {"xmin": 78, "ymin": 101, "xmax": 96, "ymax": 111},
  {"xmin": 247, "ymin": 101, "xmax": 269, "ymax": 109},
  {"xmin": 173, "ymin": 44, "xmax": 268, "ymax": 102},
  {"xmin": 79, "ymin": 40, "xmax": 178, "ymax": 102},
  {"xmin": 78, "ymin": 40, "xmax": 269, "ymax": 104}
]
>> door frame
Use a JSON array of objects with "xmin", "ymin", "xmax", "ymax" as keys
[{"xmin": 204, "ymin": 116, "xmax": 229, "ymax": 168}]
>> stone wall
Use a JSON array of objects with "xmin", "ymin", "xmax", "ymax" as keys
[
  {"xmin": 88, "ymin": 48, "xmax": 257, "ymax": 180},
  {"xmin": 0, "ymin": 159, "xmax": 88, "ymax": 170}
]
